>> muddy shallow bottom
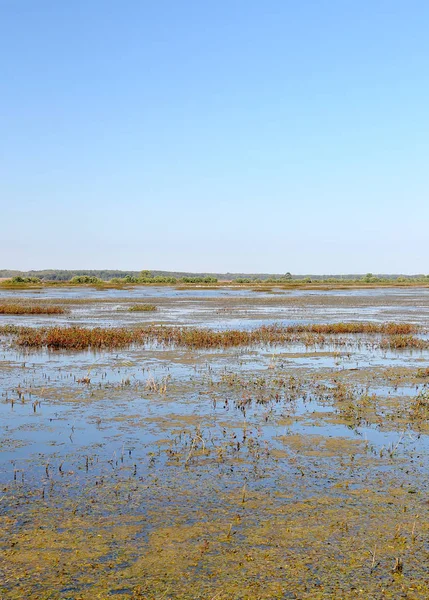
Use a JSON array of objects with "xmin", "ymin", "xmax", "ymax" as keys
[{"xmin": 1, "ymin": 288, "xmax": 429, "ymax": 598}]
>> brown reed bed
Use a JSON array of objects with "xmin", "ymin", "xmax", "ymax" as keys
[
  {"xmin": 0, "ymin": 303, "xmax": 67, "ymax": 315},
  {"xmin": 0, "ymin": 321, "xmax": 423, "ymax": 351},
  {"xmin": 380, "ymin": 334, "xmax": 428, "ymax": 350}
]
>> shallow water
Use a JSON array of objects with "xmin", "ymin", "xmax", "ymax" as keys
[
  {"xmin": 2, "ymin": 285, "xmax": 429, "ymax": 329},
  {"xmin": 2, "ymin": 287, "xmax": 429, "ymax": 599}
]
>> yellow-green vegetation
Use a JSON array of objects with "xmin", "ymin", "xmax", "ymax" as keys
[
  {"xmin": 416, "ymin": 367, "xmax": 429, "ymax": 378},
  {"xmin": 128, "ymin": 303, "xmax": 157, "ymax": 312},
  {"xmin": 2, "ymin": 483, "xmax": 428, "ymax": 599}
]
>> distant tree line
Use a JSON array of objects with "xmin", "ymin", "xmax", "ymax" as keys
[
  {"xmin": 1, "ymin": 269, "xmax": 429, "ymax": 285},
  {"xmin": 0, "ymin": 270, "xmax": 138, "ymax": 281}
]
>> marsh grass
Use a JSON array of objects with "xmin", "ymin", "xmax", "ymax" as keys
[
  {"xmin": 128, "ymin": 304, "xmax": 157, "ymax": 312},
  {"xmin": 0, "ymin": 303, "xmax": 67, "ymax": 315},
  {"xmin": 380, "ymin": 334, "xmax": 427, "ymax": 350},
  {"xmin": 0, "ymin": 321, "xmax": 422, "ymax": 350},
  {"xmin": 416, "ymin": 367, "xmax": 429, "ymax": 378}
]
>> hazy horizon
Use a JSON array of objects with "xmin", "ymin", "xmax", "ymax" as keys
[
  {"xmin": 1, "ymin": 267, "xmax": 428, "ymax": 278},
  {"xmin": 2, "ymin": 1, "xmax": 428, "ymax": 272}
]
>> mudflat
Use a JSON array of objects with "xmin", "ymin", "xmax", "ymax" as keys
[{"xmin": 1, "ymin": 286, "xmax": 429, "ymax": 599}]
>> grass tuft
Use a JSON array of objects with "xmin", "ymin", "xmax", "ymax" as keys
[{"xmin": 128, "ymin": 304, "xmax": 157, "ymax": 312}]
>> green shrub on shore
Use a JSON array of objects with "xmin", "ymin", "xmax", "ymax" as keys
[
  {"xmin": 9, "ymin": 276, "xmax": 41, "ymax": 284},
  {"xmin": 109, "ymin": 275, "xmax": 218, "ymax": 285},
  {"xmin": 70, "ymin": 276, "xmax": 103, "ymax": 284}
]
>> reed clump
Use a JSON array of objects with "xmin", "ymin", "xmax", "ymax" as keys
[
  {"xmin": 416, "ymin": 367, "xmax": 429, "ymax": 378},
  {"xmin": 284, "ymin": 322, "xmax": 418, "ymax": 335},
  {"xmin": 380, "ymin": 335, "xmax": 427, "ymax": 350},
  {"xmin": 128, "ymin": 304, "xmax": 157, "ymax": 312},
  {"xmin": 0, "ymin": 321, "xmax": 423, "ymax": 351},
  {"xmin": 0, "ymin": 303, "xmax": 67, "ymax": 315}
]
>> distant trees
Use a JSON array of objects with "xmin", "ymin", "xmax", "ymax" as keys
[
  {"xmin": 70, "ymin": 276, "xmax": 102, "ymax": 284},
  {"xmin": 180, "ymin": 276, "xmax": 218, "ymax": 283},
  {"xmin": 10, "ymin": 276, "xmax": 41, "ymax": 284},
  {"xmin": 1, "ymin": 269, "xmax": 429, "ymax": 286}
]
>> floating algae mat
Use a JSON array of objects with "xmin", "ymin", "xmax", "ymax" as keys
[{"xmin": 1, "ymin": 287, "xmax": 429, "ymax": 598}]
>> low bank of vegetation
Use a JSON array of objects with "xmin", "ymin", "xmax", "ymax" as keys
[
  {"xmin": 1, "ymin": 270, "xmax": 429, "ymax": 288},
  {"xmin": 0, "ymin": 322, "xmax": 422, "ymax": 351},
  {"xmin": 0, "ymin": 303, "xmax": 67, "ymax": 315}
]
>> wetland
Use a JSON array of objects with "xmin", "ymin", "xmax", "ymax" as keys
[{"xmin": 1, "ymin": 286, "xmax": 429, "ymax": 599}]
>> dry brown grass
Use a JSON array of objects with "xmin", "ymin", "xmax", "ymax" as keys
[{"xmin": 380, "ymin": 334, "xmax": 427, "ymax": 350}]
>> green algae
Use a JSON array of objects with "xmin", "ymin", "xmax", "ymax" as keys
[{"xmin": 2, "ymin": 290, "xmax": 429, "ymax": 598}]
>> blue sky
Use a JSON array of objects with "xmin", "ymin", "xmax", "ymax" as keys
[{"xmin": 1, "ymin": 1, "xmax": 428, "ymax": 274}]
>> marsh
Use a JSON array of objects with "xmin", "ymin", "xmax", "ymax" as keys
[{"xmin": 1, "ymin": 286, "xmax": 429, "ymax": 599}]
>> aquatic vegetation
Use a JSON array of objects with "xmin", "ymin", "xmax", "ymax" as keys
[
  {"xmin": 128, "ymin": 304, "xmax": 157, "ymax": 312},
  {"xmin": 409, "ymin": 391, "xmax": 429, "ymax": 421},
  {"xmin": 416, "ymin": 367, "xmax": 429, "ymax": 378},
  {"xmin": 0, "ymin": 303, "xmax": 67, "ymax": 315},
  {"xmin": 380, "ymin": 334, "xmax": 427, "ymax": 349},
  {"xmin": 283, "ymin": 322, "xmax": 419, "ymax": 335},
  {"xmin": 0, "ymin": 322, "xmax": 421, "ymax": 351},
  {"xmin": 2, "ymin": 288, "xmax": 429, "ymax": 599}
]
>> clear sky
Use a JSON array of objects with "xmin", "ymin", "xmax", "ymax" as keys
[{"xmin": 1, "ymin": 1, "xmax": 428, "ymax": 274}]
